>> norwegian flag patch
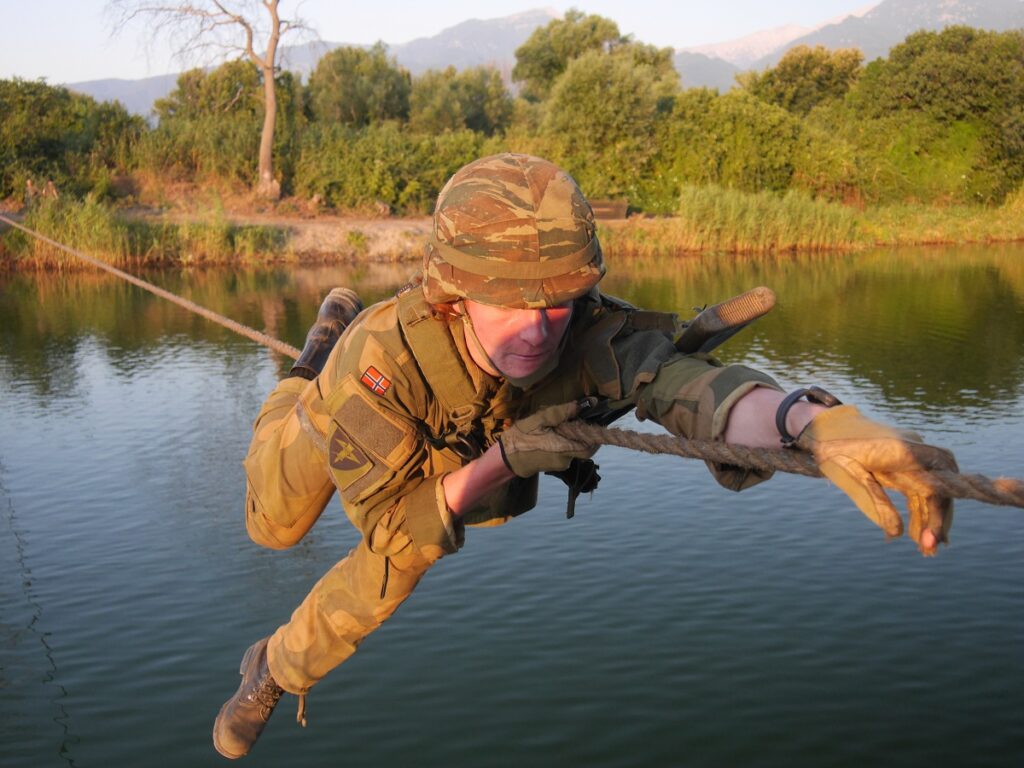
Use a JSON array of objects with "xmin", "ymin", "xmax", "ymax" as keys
[{"xmin": 359, "ymin": 365, "xmax": 391, "ymax": 396}]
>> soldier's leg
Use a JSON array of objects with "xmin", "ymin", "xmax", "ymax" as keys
[
  {"xmin": 267, "ymin": 524, "xmax": 440, "ymax": 693},
  {"xmin": 243, "ymin": 376, "xmax": 335, "ymax": 549},
  {"xmin": 243, "ymin": 288, "xmax": 364, "ymax": 549},
  {"xmin": 289, "ymin": 287, "xmax": 363, "ymax": 381},
  {"xmin": 213, "ymin": 516, "xmax": 444, "ymax": 759}
]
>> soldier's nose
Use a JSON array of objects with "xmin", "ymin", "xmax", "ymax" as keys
[{"xmin": 516, "ymin": 310, "xmax": 550, "ymax": 345}]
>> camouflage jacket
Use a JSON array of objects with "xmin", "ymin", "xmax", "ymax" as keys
[{"xmin": 243, "ymin": 286, "xmax": 779, "ymax": 557}]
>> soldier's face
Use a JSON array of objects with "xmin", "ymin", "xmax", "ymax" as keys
[{"xmin": 463, "ymin": 300, "xmax": 573, "ymax": 379}]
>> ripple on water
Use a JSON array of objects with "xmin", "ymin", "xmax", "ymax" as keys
[{"xmin": 1, "ymin": 253, "xmax": 1023, "ymax": 768}]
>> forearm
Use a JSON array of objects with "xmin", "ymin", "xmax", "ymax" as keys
[
  {"xmin": 722, "ymin": 386, "xmax": 826, "ymax": 448},
  {"xmin": 441, "ymin": 442, "xmax": 516, "ymax": 518}
]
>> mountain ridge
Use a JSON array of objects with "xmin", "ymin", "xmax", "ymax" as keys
[{"xmin": 64, "ymin": 1, "xmax": 1024, "ymax": 116}]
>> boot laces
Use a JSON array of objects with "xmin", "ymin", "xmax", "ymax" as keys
[{"xmin": 247, "ymin": 675, "xmax": 283, "ymax": 721}]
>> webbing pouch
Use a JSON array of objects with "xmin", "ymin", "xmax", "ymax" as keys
[{"xmin": 397, "ymin": 289, "xmax": 485, "ymax": 442}]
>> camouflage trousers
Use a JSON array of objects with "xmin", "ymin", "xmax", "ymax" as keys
[
  {"xmin": 266, "ymin": 527, "xmax": 439, "ymax": 695},
  {"xmin": 242, "ymin": 377, "xmax": 447, "ymax": 695}
]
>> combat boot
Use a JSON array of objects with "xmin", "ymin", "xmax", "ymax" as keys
[
  {"xmin": 289, "ymin": 287, "xmax": 363, "ymax": 380},
  {"xmin": 213, "ymin": 637, "xmax": 284, "ymax": 759}
]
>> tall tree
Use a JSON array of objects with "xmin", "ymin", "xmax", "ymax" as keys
[
  {"xmin": 512, "ymin": 9, "xmax": 625, "ymax": 102},
  {"xmin": 109, "ymin": 0, "xmax": 307, "ymax": 200},
  {"xmin": 306, "ymin": 44, "xmax": 411, "ymax": 126},
  {"xmin": 409, "ymin": 66, "xmax": 512, "ymax": 136},
  {"xmin": 543, "ymin": 45, "xmax": 679, "ymax": 198},
  {"xmin": 739, "ymin": 45, "xmax": 863, "ymax": 115}
]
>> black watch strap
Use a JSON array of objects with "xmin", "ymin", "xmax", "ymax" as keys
[{"xmin": 775, "ymin": 386, "xmax": 842, "ymax": 446}]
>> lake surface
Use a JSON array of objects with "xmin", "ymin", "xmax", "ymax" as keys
[{"xmin": 2, "ymin": 245, "xmax": 1023, "ymax": 767}]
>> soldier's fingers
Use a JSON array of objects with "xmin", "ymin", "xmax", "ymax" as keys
[
  {"xmin": 821, "ymin": 455, "xmax": 904, "ymax": 538},
  {"xmin": 906, "ymin": 493, "xmax": 952, "ymax": 557}
]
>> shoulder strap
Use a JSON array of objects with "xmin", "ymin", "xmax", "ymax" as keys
[
  {"xmin": 396, "ymin": 288, "xmax": 484, "ymax": 435},
  {"xmin": 598, "ymin": 291, "xmax": 679, "ymax": 337}
]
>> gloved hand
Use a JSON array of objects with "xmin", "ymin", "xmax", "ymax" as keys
[
  {"xmin": 498, "ymin": 400, "xmax": 597, "ymax": 478},
  {"xmin": 796, "ymin": 405, "xmax": 957, "ymax": 556}
]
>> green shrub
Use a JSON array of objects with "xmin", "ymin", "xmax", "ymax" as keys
[{"xmin": 294, "ymin": 123, "xmax": 482, "ymax": 213}]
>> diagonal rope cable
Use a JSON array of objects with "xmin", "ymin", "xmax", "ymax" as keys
[
  {"xmin": 5, "ymin": 213, "xmax": 1024, "ymax": 509},
  {"xmin": 0, "ymin": 213, "xmax": 301, "ymax": 359}
]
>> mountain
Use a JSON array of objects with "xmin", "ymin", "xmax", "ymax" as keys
[
  {"xmin": 391, "ymin": 9, "xmax": 555, "ymax": 76},
  {"xmin": 754, "ymin": 0, "xmax": 1024, "ymax": 68},
  {"xmin": 68, "ymin": 9, "xmax": 556, "ymax": 116},
  {"xmin": 684, "ymin": 24, "xmax": 812, "ymax": 69},
  {"xmin": 64, "ymin": 73, "xmax": 181, "ymax": 117},
  {"xmin": 65, "ymin": 1, "xmax": 1024, "ymax": 115},
  {"xmin": 672, "ymin": 51, "xmax": 740, "ymax": 91},
  {"xmin": 279, "ymin": 8, "xmax": 555, "ymax": 78}
]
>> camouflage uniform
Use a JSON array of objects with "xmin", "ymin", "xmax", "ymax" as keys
[{"xmin": 244, "ymin": 154, "xmax": 780, "ymax": 694}]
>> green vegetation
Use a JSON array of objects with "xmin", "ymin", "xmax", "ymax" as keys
[
  {"xmin": 511, "ymin": 9, "xmax": 625, "ymax": 102},
  {"xmin": 599, "ymin": 185, "xmax": 1024, "ymax": 257},
  {"xmin": 1, "ymin": 197, "xmax": 287, "ymax": 268},
  {"xmin": 3, "ymin": 17, "xmax": 1024, "ymax": 265},
  {"xmin": 409, "ymin": 66, "xmax": 513, "ymax": 136},
  {"xmin": 0, "ymin": 78, "xmax": 144, "ymax": 200},
  {"xmin": 737, "ymin": 46, "xmax": 863, "ymax": 116},
  {"xmin": 306, "ymin": 44, "xmax": 411, "ymax": 126}
]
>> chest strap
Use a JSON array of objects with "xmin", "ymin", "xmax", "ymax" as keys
[{"xmin": 397, "ymin": 289, "xmax": 486, "ymax": 442}]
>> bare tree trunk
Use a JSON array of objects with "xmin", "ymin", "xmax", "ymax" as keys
[
  {"xmin": 255, "ymin": 0, "xmax": 281, "ymax": 201},
  {"xmin": 110, "ymin": 1, "xmax": 305, "ymax": 203},
  {"xmin": 257, "ymin": 68, "xmax": 280, "ymax": 200}
]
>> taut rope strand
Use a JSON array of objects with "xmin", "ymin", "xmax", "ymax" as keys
[
  {"xmin": 0, "ymin": 214, "xmax": 301, "ymax": 359},
  {"xmin": 5, "ymin": 214, "xmax": 1023, "ymax": 509},
  {"xmin": 556, "ymin": 422, "xmax": 1024, "ymax": 509}
]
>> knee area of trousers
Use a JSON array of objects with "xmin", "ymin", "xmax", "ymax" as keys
[{"xmin": 245, "ymin": 495, "xmax": 299, "ymax": 550}]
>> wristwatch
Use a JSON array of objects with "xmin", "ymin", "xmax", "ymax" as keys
[{"xmin": 775, "ymin": 386, "xmax": 842, "ymax": 446}]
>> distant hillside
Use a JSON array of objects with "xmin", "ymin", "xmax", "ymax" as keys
[
  {"xmin": 69, "ymin": 9, "xmax": 556, "ymax": 116},
  {"xmin": 672, "ymin": 52, "xmax": 740, "ymax": 92},
  {"xmin": 684, "ymin": 24, "xmax": 812, "ymax": 69},
  {"xmin": 65, "ymin": 1, "xmax": 1024, "ymax": 116},
  {"xmin": 64, "ymin": 73, "xmax": 179, "ymax": 118},
  {"xmin": 754, "ymin": 0, "xmax": 1024, "ymax": 68},
  {"xmin": 281, "ymin": 8, "xmax": 555, "ymax": 78}
]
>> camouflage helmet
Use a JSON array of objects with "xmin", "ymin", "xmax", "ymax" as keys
[{"xmin": 422, "ymin": 153, "xmax": 605, "ymax": 309}]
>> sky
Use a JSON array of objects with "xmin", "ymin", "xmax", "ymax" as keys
[{"xmin": 0, "ymin": 0, "xmax": 876, "ymax": 85}]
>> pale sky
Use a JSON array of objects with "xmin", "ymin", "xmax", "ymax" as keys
[{"xmin": 0, "ymin": 1, "xmax": 876, "ymax": 84}]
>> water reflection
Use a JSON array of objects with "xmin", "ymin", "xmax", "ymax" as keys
[
  {"xmin": 1, "ymin": 244, "xmax": 1023, "ymax": 768},
  {"xmin": 4, "ymin": 244, "xmax": 1022, "ymax": 414},
  {"xmin": 603, "ymin": 245, "xmax": 1024, "ymax": 414}
]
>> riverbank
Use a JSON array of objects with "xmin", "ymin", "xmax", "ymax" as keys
[{"xmin": 3, "ymin": 189, "xmax": 1024, "ymax": 269}]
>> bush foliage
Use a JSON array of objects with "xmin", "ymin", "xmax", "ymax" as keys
[{"xmin": 4, "ymin": 19, "xmax": 1024, "ymax": 214}]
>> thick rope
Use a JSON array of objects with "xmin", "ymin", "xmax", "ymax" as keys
[
  {"xmin": 0, "ymin": 214, "xmax": 301, "ymax": 359},
  {"xmin": 557, "ymin": 422, "xmax": 1024, "ymax": 509},
  {"xmin": 5, "ymin": 213, "xmax": 1023, "ymax": 510}
]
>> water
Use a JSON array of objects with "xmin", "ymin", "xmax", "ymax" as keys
[{"xmin": 2, "ymin": 246, "xmax": 1023, "ymax": 767}]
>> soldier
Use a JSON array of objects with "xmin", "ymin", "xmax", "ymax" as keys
[{"xmin": 213, "ymin": 153, "xmax": 956, "ymax": 759}]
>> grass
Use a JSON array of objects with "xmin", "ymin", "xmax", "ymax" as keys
[
  {"xmin": 4, "ymin": 184, "xmax": 1024, "ymax": 269},
  {"xmin": 0, "ymin": 197, "xmax": 288, "ymax": 269},
  {"xmin": 346, "ymin": 228, "xmax": 369, "ymax": 255},
  {"xmin": 599, "ymin": 184, "xmax": 1024, "ymax": 257}
]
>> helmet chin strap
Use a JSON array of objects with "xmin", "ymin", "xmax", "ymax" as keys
[{"xmin": 457, "ymin": 301, "xmax": 568, "ymax": 390}]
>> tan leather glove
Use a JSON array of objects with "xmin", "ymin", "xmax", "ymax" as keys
[
  {"xmin": 796, "ymin": 405, "xmax": 957, "ymax": 556},
  {"xmin": 498, "ymin": 400, "xmax": 597, "ymax": 478}
]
